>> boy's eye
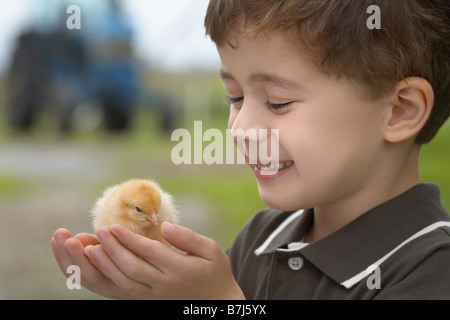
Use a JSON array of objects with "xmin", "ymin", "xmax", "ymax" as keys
[
  {"xmin": 226, "ymin": 96, "xmax": 292, "ymax": 113},
  {"xmin": 266, "ymin": 102, "xmax": 293, "ymax": 113},
  {"xmin": 226, "ymin": 96, "xmax": 244, "ymax": 105}
]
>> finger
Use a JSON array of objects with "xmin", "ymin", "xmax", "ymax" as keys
[
  {"xmin": 160, "ymin": 222, "xmax": 222, "ymax": 260},
  {"xmin": 51, "ymin": 228, "xmax": 75, "ymax": 274},
  {"xmin": 64, "ymin": 237, "xmax": 130, "ymax": 299},
  {"xmin": 97, "ymin": 227, "xmax": 164, "ymax": 281},
  {"xmin": 87, "ymin": 243, "xmax": 154, "ymax": 299},
  {"xmin": 109, "ymin": 224, "xmax": 179, "ymax": 270},
  {"xmin": 74, "ymin": 233, "xmax": 99, "ymax": 247},
  {"xmin": 52, "ymin": 228, "xmax": 133, "ymax": 299}
]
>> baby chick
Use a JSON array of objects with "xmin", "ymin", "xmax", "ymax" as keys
[{"xmin": 91, "ymin": 179, "xmax": 179, "ymax": 246}]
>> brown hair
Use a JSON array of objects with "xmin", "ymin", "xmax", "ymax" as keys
[{"xmin": 204, "ymin": 0, "xmax": 450, "ymax": 144}]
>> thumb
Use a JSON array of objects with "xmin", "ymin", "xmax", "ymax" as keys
[{"xmin": 161, "ymin": 222, "xmax": 221, "ymax": 260}]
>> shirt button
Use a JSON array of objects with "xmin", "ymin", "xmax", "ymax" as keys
[{"xmin": 288, "ymin": 257, "xmax": 303, "ymax": 271}]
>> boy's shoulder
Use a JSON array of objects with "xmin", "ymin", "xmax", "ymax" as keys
[
  {"xmin": 228, "ymin": 183, "xmax": 450, "ymax": 299},
  {"xmin": 373, "ymin": 223, "xmax": 450, "ymax": 299},
  {"xmin": 233, "ymin": 183, "xmax": 450, "ymax": 253}
]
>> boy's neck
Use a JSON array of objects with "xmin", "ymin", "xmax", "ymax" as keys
[{"xmin": 304, "ymin": 144, "xmax": 421, "ymax": 243}]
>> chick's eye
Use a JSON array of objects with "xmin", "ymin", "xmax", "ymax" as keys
[{"xmin": 135, "ymin": 206, "xmax": 142, "ymax": 213}]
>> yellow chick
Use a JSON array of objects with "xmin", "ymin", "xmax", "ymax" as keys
[{"xmin": 91, "ymin": 179, "xmax": 179, "ymax": 246}]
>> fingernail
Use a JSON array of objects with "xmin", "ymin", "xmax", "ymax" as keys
[
  {"xmin": 66, "ymin": 243, "xmax": 76, "ymax": 254},
  {"xmin": 84, "ymin": 245, "xmax": 93, "ymax": 257},
  {"xmin": 97, "ymin": 229, "xmax": 108, "ymax": 242},
  {"xmin": 93, "ymin": 245, "xmax": 104, "ymax": 259},
  {"xmin": 162, "ymin": 222, "xmax": 175, "ymax": 234},
  {"xmin": 109, "ymin": 224, "xmax": 121, "ymax": 237},
  {"xmin": 55, "ymin": 233, "xmax": 66, "ymax": 245}
]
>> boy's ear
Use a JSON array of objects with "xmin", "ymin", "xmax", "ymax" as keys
[{"xmin": 383, "ymin": 77, "xmax": 434, "ymax": 143}]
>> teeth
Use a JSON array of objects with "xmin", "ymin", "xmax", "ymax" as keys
[{"xmin": 257, "ymin": 161, "xmax": 293, "ymax": 171}]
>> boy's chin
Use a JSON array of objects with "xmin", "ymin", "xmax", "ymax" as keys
[{"xmin": 258, "ymin": 185, "xmax": 304, "ymax": 212}]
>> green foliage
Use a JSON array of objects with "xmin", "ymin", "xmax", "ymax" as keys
[
  {"xmin": 419, "ymin": 122, "xmax": 450, "ymax": 211},
  {"xmin": 0, "ymin": 174, "xmax": 32, "ymax": 198}
]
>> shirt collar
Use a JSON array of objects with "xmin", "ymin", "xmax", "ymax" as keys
[{"xmin": 254, "ymin": 183, "xmax": 450, "ymax": 288}]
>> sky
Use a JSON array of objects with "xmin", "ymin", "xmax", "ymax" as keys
[
  {"xmin": 123, "ymin": 0, "xmax": 220, "ymax": 70},
  {"xmin": 0, "ymin": 0, "xmax": 221, "ymax": 75}
]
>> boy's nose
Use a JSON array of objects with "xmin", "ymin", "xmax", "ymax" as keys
[
  {"xmin": 230, "ymin": 101, "xmax": 267, "ymax": 141},
  {"xmin": 229, "ymin": 101, "xmax": 272, "ymax": 164},
  {"xmin": 230, "ymin": 102, "xmax": 280, "ymax": 165}
]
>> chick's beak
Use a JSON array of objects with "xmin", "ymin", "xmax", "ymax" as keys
[{"xmin": 147, "ymin": 212, "xmax": 158, "ymax": 225}]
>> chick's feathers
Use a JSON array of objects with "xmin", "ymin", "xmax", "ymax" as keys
[{"xmin": 91, "ymin": 179, "xmax": 179, "ymax": 245}]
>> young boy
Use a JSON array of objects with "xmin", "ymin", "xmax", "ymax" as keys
[{"xmin": 52, "ymin": 0, "xmax": 450, "ymax": 299}]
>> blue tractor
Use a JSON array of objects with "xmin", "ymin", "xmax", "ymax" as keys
[{"xmin": 7, "ymin": 0, "xmax": 175, "ymax": 133}]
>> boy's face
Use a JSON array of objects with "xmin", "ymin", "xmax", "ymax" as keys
[{"xmin": 218, "ymin": 30, "xmax": 390, "ymax": 211}]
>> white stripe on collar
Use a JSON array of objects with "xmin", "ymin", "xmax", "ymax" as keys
[
  {"xmin": 254, "ymin": 209, "xmax": 305, "ymax": 256},
  {"xmin": 341, "ymin": 221, "xmax": 450, "ymax": 289},
  {"xmin": 277, "ymin": 241, "xmax": 309, "ymax": 252}
]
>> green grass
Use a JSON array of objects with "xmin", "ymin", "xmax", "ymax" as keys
[
  {"xmin": 0, "ymin": 174, "xmax": 33, "ymax": 198},
  {"xmin": 419, "ymin": 122, "xmax": 450, "ymax": 211}
]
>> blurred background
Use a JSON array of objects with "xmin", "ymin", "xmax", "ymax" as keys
[{"xmin": 0, "ymin": 0, "xmax": 448, "ymax": 299}]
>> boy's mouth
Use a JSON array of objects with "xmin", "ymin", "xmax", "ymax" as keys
[
  {"xmin": 252, "ymin": 160, "xmax": 295, "ymax": 178},
  {"xmin": 256, "ymin": 160, "xmax": 294, "ymax": 172}
]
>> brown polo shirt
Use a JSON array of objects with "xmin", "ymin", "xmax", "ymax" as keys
[{"xmin": 227, "ymin": 183, "xmax": 450, "ymax": 299}]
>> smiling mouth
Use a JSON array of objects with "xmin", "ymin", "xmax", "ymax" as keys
[{"xmin": 255, "ymin": 160, "xmax": 294, "ymax": 172}]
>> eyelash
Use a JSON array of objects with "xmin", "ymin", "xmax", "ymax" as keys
[
  {"xmin": 226, "ymin": 96, "xmax": 243, "ymax": 105},
  {"xmin": 226, "ymin": 96, "xmax": 292, "ymax": 112},
  {"xmin": 266, "ymin": 101, "xmax": 292, "ymax": 112}
]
